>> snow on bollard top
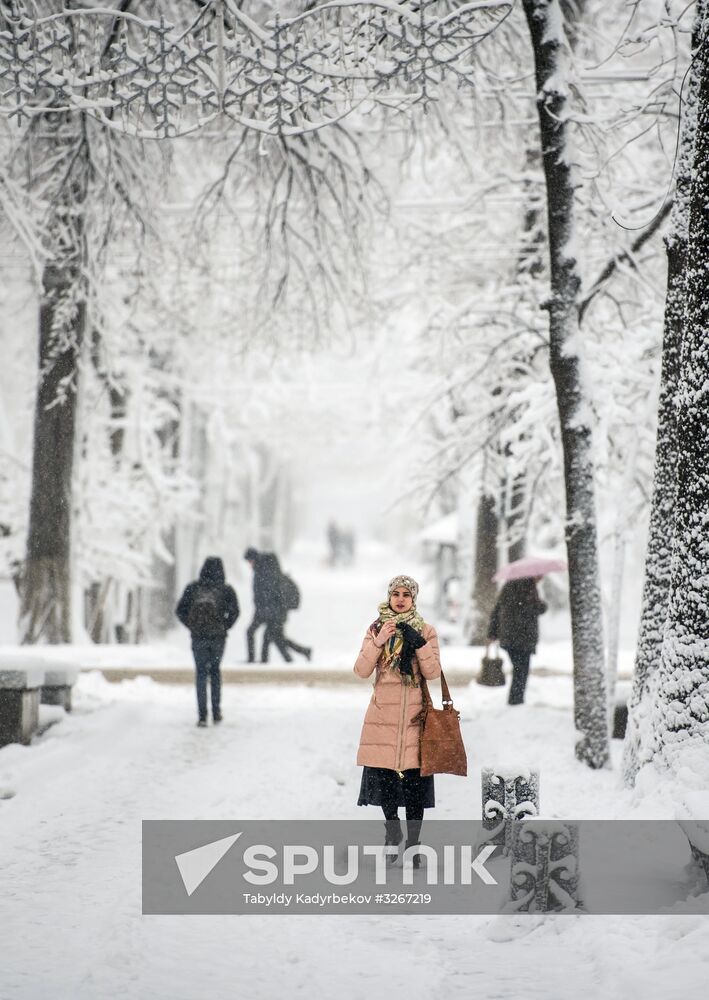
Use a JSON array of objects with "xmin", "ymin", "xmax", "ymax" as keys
[{"xmin": 485, "ymin": 765, "xmax": 537, "ymax": 781}]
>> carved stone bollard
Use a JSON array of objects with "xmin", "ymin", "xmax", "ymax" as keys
[
  {"xmin": 507, "ymin": 821, "xmax": 581, "ymax": 912},
  {"xmin": 679, "ymin": 822, "xmax": 709, "ymax": 883},
  {"xmin": 689, "ymin": 844, "xmax": 709, "ymax": 880},
  {"xmin": 481, "ymin": 767, "xmax": 540, "ymax": 854}
]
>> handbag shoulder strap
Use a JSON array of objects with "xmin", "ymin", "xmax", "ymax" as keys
[{"xmin": 419, "ymin": 670, "xmax": 454, "ymax": 710}]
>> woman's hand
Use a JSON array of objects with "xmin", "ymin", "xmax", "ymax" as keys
[{"xmin": 373, "ymin": 621, "xmax": 397, "ymax": 647}]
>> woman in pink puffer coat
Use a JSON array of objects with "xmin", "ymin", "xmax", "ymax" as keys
[{"xmin": 354, "ymin": 574, "xmax": 441, "ymax": 863}]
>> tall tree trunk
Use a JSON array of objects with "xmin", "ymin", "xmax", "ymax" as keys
[
  {"xmin": 522, "ymin": 0, "xmax": 608, "ymax": 768},
  {"xmin": 17, "ymin": 5, "xmax": 135, "ymax": 645},
  {"xmin": 469, "ymin": 490, "xmax": 499, "ymax": 643},
  {"xmin": 19, "ymin": 124, "xmax": 88, "ymax": 643},
  {"xmin": 20, "ymin": 267, "xmax": 85, "ymax": 643},
  {"xmin": 622, "ymin": 236, "xmax": 687, "ymax": 772},
  {"xmin": 622, "ymin": 0, "xmax": 705, "ymax": 785},
  {"xmin": 640, "ymin": 6, "xmax": 709, "ymax": 769},
  {"xmin": 622, "ymin": 0, "xmax": 705, "ymax": 782}
]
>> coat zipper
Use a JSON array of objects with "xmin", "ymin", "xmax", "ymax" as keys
[{"xmin": 395, "ymin": 682, "xmax": 409, "ymax": 775}]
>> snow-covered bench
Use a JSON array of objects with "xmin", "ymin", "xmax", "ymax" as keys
[
  {"xmin": 0, "ymin": 665, "xmax": 45, "ymax": 748},
  {"xmin": 41, "ymin": 666, "xmax": 79, "ymax": 712}
]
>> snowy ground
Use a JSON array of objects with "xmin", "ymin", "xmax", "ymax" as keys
[
  {"xmin": 1, "ymin": 673, "xmax": 708, "ymax": 999},
  {"xmin": 1, "ymin": 541, "xmax": 707, "ymax": 998}
]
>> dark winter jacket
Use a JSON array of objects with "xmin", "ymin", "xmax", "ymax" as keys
[
  {"xmin": 488, "ymin": 578, "xmax": 547, "ymax": 654},
  {"xmin": 176, "ymin": 557, "xmax": 240, "ymax": 640},
  {"xmin": 251, "ymin": 552, "xmax": 287, "ymax": 620}
]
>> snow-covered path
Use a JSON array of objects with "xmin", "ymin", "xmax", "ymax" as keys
[{"xmin": 1, "ymin": 673, "xmax": 707, "ymax": 1000}]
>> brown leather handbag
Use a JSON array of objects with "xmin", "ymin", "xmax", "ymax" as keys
[
  {"xmin": 477, "ymin": 642, "xmax": 506, "ymax": 687},
  {"xmin": 416, "ymin": 671, "xmax": 468, "ymax": 777}
]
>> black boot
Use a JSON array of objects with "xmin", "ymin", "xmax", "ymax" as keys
[
  {"xmin": 405, "ymin": 819, "xmax": 423, "ymax": 869},
  {"xmin": 384, "ymin": 818, "xmax": 403, "ymax": 866},
  {"xmin": 404, "ymin": 842, "xmax": 423, "ymax": 868}
]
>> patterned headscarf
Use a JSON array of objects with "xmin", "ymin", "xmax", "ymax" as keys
[
  {"xmin": 369, "ymin": 575, "xmax": 425, "ymax": 686},
  {"xmin": 387, "ymin": 574, "xmax": 419, "ymax": 604}
]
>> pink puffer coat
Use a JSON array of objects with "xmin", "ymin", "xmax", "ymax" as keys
[{"xmin": 354, "ymin": 623, "xmax": 442, "ymax": 771}]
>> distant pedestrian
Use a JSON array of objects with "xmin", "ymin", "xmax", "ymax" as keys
[
  {"xmin": 487, "ymin": 576, "xmax": 547, "ymax": 705},
  {"xmin": 354, "ymin": 575, "xmax": 441, "ymax": 867},
  {"xmin": 244, "ymin": 548, "xmax": 311, "ymax": 663},
  {"xmin": 176, "ymin": 557, "xmax": 240, "ymax": 727},
  {"xmin": 326, "ymin": 520, "xmax": 342, "ymax": 567}
]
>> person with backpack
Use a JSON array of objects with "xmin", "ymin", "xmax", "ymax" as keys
[
  {"xmin": 176, "ymin": 557, "xmax": 240, "ymax": 727},
  {"xmin": 243, "ymin": 548, "xmax": 311, "ymax": 663}
]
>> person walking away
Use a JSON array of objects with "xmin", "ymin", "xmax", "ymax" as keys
[
  {"xmin": 176, "ymin": 557, "xmax": 239, "ymax": 726},
  {"xmin": 244, "ymin": 548, "xmax": 281, "ymax": 662},
  {"xmin": 244, "ymin": 548, "xmax": 311, "ymax": 663},
  {"xmin": 487, "ymin": 576, "xmax": 547, "ymax": 706},
  {"xmin": 326, "ymin": 520, "xmax": 341, "ymax": 567},
  {"xmin": 277, "ymin": 567, "xmax": 312, "ymax": 662},
  {"xmin": 354, "ymin": 574, "xmax": 441, "ymax": 867}
]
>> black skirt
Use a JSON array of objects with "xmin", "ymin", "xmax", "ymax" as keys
[{"xmin": 357, "ymin": 766, "xmax": 435, "ymax": 810}]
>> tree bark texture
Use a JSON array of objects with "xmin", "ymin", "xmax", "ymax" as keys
[
  {"xmin": 645, "ymin": 6, "xmax": 709, "ymax": 767},
  {"xmin": 522, "ymin": 0, "xmax": 608, "ymax": 768},
  {"xmin": 20, "ymin": 264, "xmax": 86, "ymax": 643},
  {"xmin": 19, "ymin": 117, "xmax": 88, "ymax": 644},
  {"xmin": 622, "ymin": 0, "xmax": 706, "ymax": 785}
]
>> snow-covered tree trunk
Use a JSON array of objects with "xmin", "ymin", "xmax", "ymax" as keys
[
  {"xmin": 20, "ymin": 267, "xmax": 85, "ymax": 644},
  {"xmin": 19, "ymin": 118, "xmax": 88, "ymax": 644},
  {"xmin": 641, "ymin": 5, "xmax": 709, "ymax": 770},
  {"xmin": 522, "ymin": 0, "xmax": 608, "ymax": 767},
  {"xmin": 622, "ymin": 0, "xmax": 705, "ymax": 785}
]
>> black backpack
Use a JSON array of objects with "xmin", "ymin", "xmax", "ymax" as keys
[
  {"xmin": 280, "ymin": 574, "xmax": 300, "ymax": 611},
  {"xmin": 187, "ymin": 585, "xmax": 223, "ymax": 633}
]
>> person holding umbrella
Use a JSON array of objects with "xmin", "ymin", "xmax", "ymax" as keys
[{"xmin": 487, "ymin": 557, "xmax": 564, "ymax": 706}]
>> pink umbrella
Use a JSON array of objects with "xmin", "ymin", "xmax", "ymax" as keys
[{"xmin": 493, "ymin": 556, "xmax": 567, "ymax": 583}]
